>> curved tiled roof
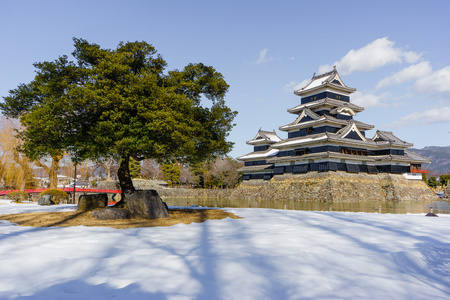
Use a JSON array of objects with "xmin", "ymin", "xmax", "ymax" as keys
[
  {"xmin": 246, "ymin": 129, "xmax": 282, "ymax": 145},
  {"xmin": 294, "ymin": 67, "xmax": 356, "ymax": 96},
  {"xmin": 372, "ymin": 130, "xmax": 413, "ymax": 147}
]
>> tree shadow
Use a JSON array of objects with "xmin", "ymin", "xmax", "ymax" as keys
[{"xmin": 11, "ymin": 280, "xmax": 166, "ymax": 300}]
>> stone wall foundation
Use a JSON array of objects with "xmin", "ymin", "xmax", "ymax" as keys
[{"xmin": 231, "ymin": 172, "xmax": 437, "ymax": 202}]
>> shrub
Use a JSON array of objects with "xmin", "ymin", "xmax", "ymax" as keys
[
  {"xmin": 39, "ymin": 189, "xmax": 69, "ymax": 204},
  {"xmin": 7, "ymin": 191, "xmax": 29, "ymax": 203}
]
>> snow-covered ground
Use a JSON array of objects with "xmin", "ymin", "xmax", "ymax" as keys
[{"xmin": 0, "ymin": 199, "xmax": 449, "ymax": 300}]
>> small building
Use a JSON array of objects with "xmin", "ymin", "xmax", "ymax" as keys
[{"xmin": 238, "ymin": 67, "xmax": 430, "ymax": 180}]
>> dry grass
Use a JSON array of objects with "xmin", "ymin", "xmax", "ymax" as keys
[{"xmin": 0, "ymin": 209, "xmax": 241, "ymax": 229}]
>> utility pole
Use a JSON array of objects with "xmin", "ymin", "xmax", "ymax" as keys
[{"xmin": 73, "ymin": 163, "xmax": 77, "ymax": 204}]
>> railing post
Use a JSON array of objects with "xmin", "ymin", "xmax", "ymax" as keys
[{"xmin": 73, "ymin": 164, "xmax": 77, "ymax": 204}]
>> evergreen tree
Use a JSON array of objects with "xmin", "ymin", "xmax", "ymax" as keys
[
  {"xmin": 162, "ymin": 163, "xmax": 180, "ymax": 186},
  {"xmin": 129, "ymin": 157, "xmax": 141, "ymax": 178},
  {"xmin": 439, "ymin": 174, "xmax": 450, "ymax": 186},
  {"xmin": 1, "ymin": 38, "xmax": 237, "ymax": 204},
  {"xmin": 422, "ymin": 173, "xmax": 428, "ymax": 183},
  {"xmin": 428, "ymin": 176, "xmax": 438, "ymax": 187},
  {"xmin": 0, "ymin": 56, "xmax": 80, "ymax": 188}
]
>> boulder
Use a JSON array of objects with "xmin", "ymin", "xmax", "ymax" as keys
[
  {"xmin": 77, "ymin": 193, "xmax": 108, "ymax": 212},
  {"xmin": 124, "ymin": 190, "xmax": 169, "ymax": 219},
  {"xmin": 91, "ymin": 208, "xmax": 130, "ymax": 220},
  {"xmin": 425, "ymin": 212, "xmax": 438, "ymax": 217},
  {"xmin": 38, "ymin": 195, "xmax": 55, "ymax": 206},
  {"xmin": 442, "ymin": 185, "xmax": 450, "ymax": 199}
]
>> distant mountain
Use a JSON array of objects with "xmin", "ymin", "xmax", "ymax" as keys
[{"xmin": 408, "ymin": 146, "xmax": 450, "ymax": 176}]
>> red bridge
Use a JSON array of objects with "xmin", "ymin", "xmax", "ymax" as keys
[{"xmin": 0, "ymin": 188, "xmax": 122, "ymax": 196}]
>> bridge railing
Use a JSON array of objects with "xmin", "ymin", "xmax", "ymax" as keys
[{"xmin": 0, "ymin": 188, "xmax": 122, "ymax": 196}]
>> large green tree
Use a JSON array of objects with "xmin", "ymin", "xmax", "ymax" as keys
[
  {"xmin": 162, "ymin": 163, "xmax": 181, "ymax": 186},
  {"xmin": 1, "ymin": 38, "xmax": 237, "ymax": 202},
  {"xmin": 1, "ymin": 56, "xmax": 82, "ymax": 188},
  {"xmin": 440, "ymin": 174, "xmax": 450, "ymax": 186}
]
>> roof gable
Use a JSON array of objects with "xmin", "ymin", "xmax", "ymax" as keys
[
  {"xmin": 294, "ymin": 67, "xmax": 356, "ymax": 96},
  {"xmin": 372, "ymin": 130, "xmax": 411, "ymax": 146},
  {"xmin": 330, "ymin": 104, "xmax": 357, "ymax": 116},
  {"xmin": 247, "ymin": 129, "xmax": 282, "ymax": 145},
  {"xmin": 336, "ymin": 121, "xmax": 367, "ymax": 141},
  {"xmin": 293, "ymin": 108, "xmax": 320, "ymax": 125}
]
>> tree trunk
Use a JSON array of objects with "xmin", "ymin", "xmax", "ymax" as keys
[
  {"xmin": 13, "ymin": 151, "xmax": 29, "ymax": 192},
  {"xmin": 18, "ymin": 167, "xmax": 26, "ymax": 192},
  {"xmin": 105, "ymin": 161, "xmax": 112, "ymax": 180},
  {"xmin": 34, "ymin": 160, "xmax": 49, "ymax": 186},
  {"xmin": 48, "ymin": 155, "xmax": 62, "ymax": 189},
  {"xmin": 115, "ymin": 155, "xmax": 135, "ymax": 207},
  {"xmin": 34, "ymin": 158, "xmax": 59, "ymax": 189}
]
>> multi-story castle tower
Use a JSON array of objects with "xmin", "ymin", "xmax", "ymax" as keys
[{"xmin": 238, "ymin": 67, "xmax": 429, "ymax": 180}]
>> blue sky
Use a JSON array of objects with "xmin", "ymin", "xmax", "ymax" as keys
[{"xmin": 1, "ymin": 0, "xmax": 449, "ymax": 158}]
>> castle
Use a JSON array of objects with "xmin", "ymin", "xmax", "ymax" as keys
[{"xmin": 238, "ymin": 67, "xmax": 430, "ymax": 181}]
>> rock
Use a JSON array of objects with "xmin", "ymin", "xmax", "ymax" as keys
[
  {"xmin": 91, "ymin": 208, "xmax": 130, "ymax": 220},
  {"xmin": 442, "ymin": 185, "xmax": 450, "ymax": 199},
  {"xmin": 38, "ymin": 195, "xmax": 55, "ymax": 206},
  {"xmin": 124, "ymin": 190, "xmax": 169, "ymax": 219},
  {"xmin": 77, "ymin": 194, "xmax": 108, "ymax": 211},
  {"xmin": 425, "ymin": 212, "xmax": 438, "ymax": 217}
]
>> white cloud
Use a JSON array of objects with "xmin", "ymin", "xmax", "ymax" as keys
[
  {"xmin": 246, "ymin": 48, "xmax": 273, "ymax": 65},
  {"xmin": 319, "ymin": 37, "xmax": 422, "ymax": 75},
  {"xmin": 376, "ymin": 61, "xmax": 432, "ymax": 89},
  {"xmin": 414, "ymin": 66, "xmax": 450, "ymax": 97},
  {"xmin": 391, "ymin": 106, "xmax": 450, "ymax": 127},
  {"xmin": 403, "ymin": 51, "xmax": 422, "ymax": 64},
  {"xmin": 283, "ymin": 79, "xmax": 309, "ymax": 93},
  {"xmin": 351, "ymin": 91, "xmax": 386, "ymax": 108},
  {"xmin": 318, "ymin": 64, "xmax": 334, "ymax": 74}
]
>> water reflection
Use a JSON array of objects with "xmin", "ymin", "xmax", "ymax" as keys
[{"xmin": 163, "ymin": 197, "xmax": 450, "ymax": 214}]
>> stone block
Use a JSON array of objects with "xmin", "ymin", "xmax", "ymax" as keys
[
  {"xmin": 124, "ymin": 190, "xmax": 169, "ymax": 219},
  {"xmin": 91, "ymin": 208, "xmax": 130, "ymax": 220},
  {"xmin": 38, "ymin": 195, "xmax": 54, "ymax": 206},
  {"xmin": 77, "ymin": 193, "xmax": 108, "ymax": 211}
]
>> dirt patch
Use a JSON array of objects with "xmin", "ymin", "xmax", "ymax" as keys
[{"xmin": 0, "ymin": 209, "xmax": 241, "ymax": 229}]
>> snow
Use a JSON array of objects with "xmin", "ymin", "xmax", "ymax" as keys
[
  {"xmin": 275, "ymin": 135, "xmax": 328, "ymax": 147},
  {"xmin": 299, "ymin": 77, "xmax": 326, "ymax": 92},
  {"xmin": 263, "ymin": 132, "xmax": 282, "ymax": 142},
  {"xmin": 279, "ymin": 117, "xmax": 324, "ymax": 130},
  {"xmin": 1, "ymin": 201, "xmax": 450, "ymax": 299},
  {"xmin": 238, "ymin": 148, "xmax": 279, "ymax": 160}
]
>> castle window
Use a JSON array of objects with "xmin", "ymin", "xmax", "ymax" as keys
[
  {"xmin": 295, "ymin": 149, "xmax": 307, "ymax": 156},
  {"xmin": 342, "ymin": 148, "xmax": 367, "ymax": 156},
  {"xmin": 411, "ymin": 164, "xmax": 421, "ymax": 171}
]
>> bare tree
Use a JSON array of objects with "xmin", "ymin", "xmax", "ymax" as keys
[
  {"xmin": 93, "ymin": 156, "xmax": 119, "ymax": 181},
  {"xmin": 141, "ymin": 159, "xmax": 163, "ymax": 180},
  {"xmin": 209, "ymin": 157, "xmax": 242, "ymax": 188},
  {"xmin": 0, "ymin": 116, "xmax": 35, "ymax": 191},
  {"xmin": 34, "ymin": 155, "xmax": 63, "ymax": 189},
  {"xmin": 179, "ymin": 164, "xmax": 194, "ymax": 186},
  {"xmin": 59, "ymin": 155, "xmax": 75, "ymax": 178}
]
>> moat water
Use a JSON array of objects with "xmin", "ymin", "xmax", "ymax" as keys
[{"xmin": 164, "ymin": 197, "xmax": 450, "ymax": 214}]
